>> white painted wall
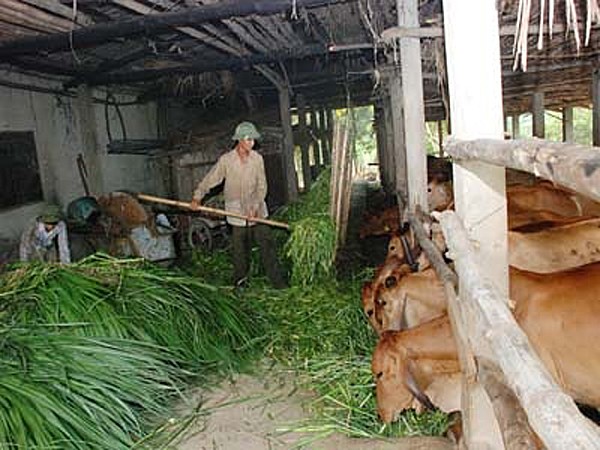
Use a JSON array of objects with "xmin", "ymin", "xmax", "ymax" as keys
[{"xmin": 0, "ymin": 71, "xmax": 163, "ymax": 241}]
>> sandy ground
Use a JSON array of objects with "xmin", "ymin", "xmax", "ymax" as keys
[{"xmin": 176, "ymin": 372, "xmax": 456, "ymax": 450}]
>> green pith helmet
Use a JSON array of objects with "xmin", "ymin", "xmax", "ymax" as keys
[
  {"xmin": 232, "ymin": 121, "xmax": 261, "ymax": 141},
  {"xmin": 39, "ymin": 204, "xmax": 62, "ymax": 224}
]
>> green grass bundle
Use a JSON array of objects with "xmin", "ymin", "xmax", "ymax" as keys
[
  {"xmin": 0, "ymin": 328, "xmax": 184, "ymax": 449},
  {"xmin": 0, "ymin": 256, "xmax": 266, "ymax": 448},
  {"xmin": 285, "ymin": 215, "xmax": 336, "ymax": 287}
]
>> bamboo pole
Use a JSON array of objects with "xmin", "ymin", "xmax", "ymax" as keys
[{"xmin": 137, "ymin": 193, "xmax": 290, "ymax": 230}]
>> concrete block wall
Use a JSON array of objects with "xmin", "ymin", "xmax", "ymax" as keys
[{"xmin": 0, "ymin": 72, "xmax": 164, "ymax": 241}]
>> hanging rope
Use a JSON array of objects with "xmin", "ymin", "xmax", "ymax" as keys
[{"xmin": 105, "ymin": 91, "xmax": 127, "ymax": 143}]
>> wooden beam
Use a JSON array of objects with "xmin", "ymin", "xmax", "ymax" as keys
[
  {"xmin": 444, "ymin": 137, "xmax": 600, "ymax": 203},
  {"xmin": 85, "ymin": 44, "xmax": 327, "ymax": 86},
  {"xmin": 0, "ymin": 0, "xmax": 347, "ymax": 57}
]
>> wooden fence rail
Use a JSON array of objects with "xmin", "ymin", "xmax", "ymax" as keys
[{"xmin": 444, "ymin": 137, "xmax": 600, "ymax": 203}]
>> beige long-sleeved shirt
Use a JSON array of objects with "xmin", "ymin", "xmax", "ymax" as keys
[{"xmin": 193, "ymin": 149, "xmax": 268, "ymax": 226}]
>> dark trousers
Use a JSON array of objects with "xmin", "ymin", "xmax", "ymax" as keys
[{"xmin": 231, "ymin": 224, "xmax": 286, "ymax": 288}]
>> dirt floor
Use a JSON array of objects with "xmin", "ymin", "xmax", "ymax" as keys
[{"xmin": 176, "ymin": 371, "xmax": 456, "ymax": 450}]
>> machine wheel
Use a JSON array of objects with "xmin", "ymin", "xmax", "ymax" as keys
[{"xmin": 187, "ymin": 219, "xmax": 213, "ymax": 251}]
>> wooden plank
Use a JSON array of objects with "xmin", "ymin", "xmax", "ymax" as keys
[
  {"xmin": 0, "ymin": 0, "xmax": 346, "ymax": 57},
  {"xmin": 444, "ymin": 137, "xmax": 600, "ymax": 203},
  {"xmin": 532, "ymin": 91, "xmax": 545, "ymax": 138},
  {"xmin": 398, "ymin": 0, "xmax": 428, "ymax": 213},
  {"xmin": 563, "ymin": 106, "xmax": 574, "ymax": 143},
  {"xmin": 436, "ymin": 210, "xmax": 600, "ymax": 450}
]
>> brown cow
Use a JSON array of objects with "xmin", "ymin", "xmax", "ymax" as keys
[
  {"xmin": 359, "ymin": 180, "xmax": 455, "ymax": 239},
  {"xmin": 509, "ymin": 217, "xmax": 600, "ymax": 273},
  {"xmin": 373, "ymin": 262, "xmax": 600, "ymax": 423},
  {"xmin": 375, "ymin": 268, "xmax": 447, "ymax": 332},
  {"xmin": 372, "ymin": 315, "xmax": 459, "ymax": 423}
]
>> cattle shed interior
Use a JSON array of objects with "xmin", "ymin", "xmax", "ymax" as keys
[{"xmin": 1, "ymin": 1, "xmax": 600, "ymax": 449}]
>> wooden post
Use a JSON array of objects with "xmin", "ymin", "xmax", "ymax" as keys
[
  {"xmin": 511, "ymin": 114, "xmax": 520, "ymax": 138},
  {"xmin": 374, "ymin": 104, "xmax": 389, "ymax": 188},
  {"xmin": 532, "ymin": 91, "xmax": 545, "ymax": 138},
  {"xmin": 296, "ymin": 94, "xmax": 312, "ymax": 190},
  {"xmin": 442, "ymin": 0, "xmax": 508, "ymax": 447},
  {"xmin": 310, "ymin": 107, "xmax": 319, "ymax": 173},
  {"xmin": 327, "ymin": 108, "xmax": 334, "ymax": 164},
  {"xmin": 318, "ymin": 108, "xmax": 326, "ymax": 167},
  {"xmin": 593, "ymin": 70, "xmax": 600, "ymax": 147},
  {"xmin": 563, "ymin": 106, "xmax": 574, "ymax": 143},
  {"xmin": 437, "ymin": 120, "xmax": 444, "ymax": 156},
  {"xmin": 398, "ymin": 0, "xmax": 428, "ymax": 213},
  {"xmin": 278, "ymin": 87, "xmax": 298, "ymax": 202},
  {"xmin": 381, "ymin": 84, "xmax": 398, "ymax": 196},
  {"xmin": 386, "ymin": 68, "xmax": 408, "ymax": 204}
]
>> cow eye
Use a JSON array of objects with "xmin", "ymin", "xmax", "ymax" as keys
[{"xmin": 381, "ymin": 300, "xmax": 387, "ymax": 306}]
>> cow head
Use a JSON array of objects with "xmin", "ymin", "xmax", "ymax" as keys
[
  {"xmin": 428, "ymin": 179, "xmax": 454, "ymax": 212},
  {"xmin": 376, "ymin": 274, "xmax": 408, "ymax": 332},
  {"xmin": 372, "ymin": 332, "xmax": 417, "ymax": 423},
  {"xmin": 361, "ymin": 281, "xmax": 382, "ymax": 334}
]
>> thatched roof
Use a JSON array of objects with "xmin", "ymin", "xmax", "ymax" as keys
[{"xmin": 0, "ymin": 0, "xmax": 598, "ymax": 118}]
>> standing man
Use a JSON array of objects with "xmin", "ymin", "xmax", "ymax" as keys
[
  {"xmin": 20, "ymin": 204, "xmax": 71, "ymax": 264},
  {"xmin": 191, "ymin": 121, "xmax": 286, "ymax": 289}
]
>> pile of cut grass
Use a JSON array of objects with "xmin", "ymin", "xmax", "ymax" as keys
[
  {"xmin": 0, "ymin": 255, "xmax": 264, "ymax": 449},
  {"xmin": 276, "ymin": 170, "xmax": 337, "ymax": 287},
  {"xmin": 246, "ymin": 278, "xmax": 449, "ymax": 441}
]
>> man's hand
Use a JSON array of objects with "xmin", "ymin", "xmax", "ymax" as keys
[{"xmin": 190, "ymin": 199, "xmax": 201, "ymax": 211}]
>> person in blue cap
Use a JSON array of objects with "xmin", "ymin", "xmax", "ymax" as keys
[
  {"xmin": 19, "ymin": 204, "xmax": 71, "ymax": 264},
  {"xmin": 191, "ymin": 121, "xmax": 286, "ymax": 288}
]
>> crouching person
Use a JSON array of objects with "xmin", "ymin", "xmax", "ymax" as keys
[{"xmin": 20, "ymin": 204, "xmax": 71, "ymax": 264}]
